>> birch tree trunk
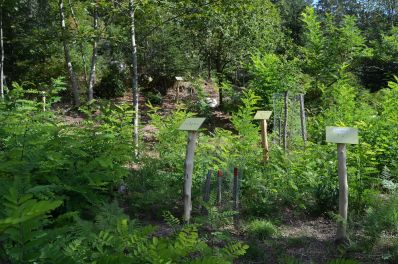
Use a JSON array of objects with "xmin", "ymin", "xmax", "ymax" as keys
[
  {"xmin": 59, "ymin": 0, "xmax": 81, "ymax": 106},
  {"xmin": 68, "ymin": 0, "xmax": 88, "ymax": 86},
  {"xmin": 87, "ymin": 0, "xmax": 98, "ymax": 102},
  {"xmin": 0, "ymin": 4, "xmax": 4, "ymax": 100},
  {"xmin": 129, "ymin": 0, "xmax": 139, "ymax": 156}
]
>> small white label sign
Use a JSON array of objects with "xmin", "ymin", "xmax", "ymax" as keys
[{"xmin": 326, "ymin": 126, "xmax": 359, "ymax": 144}]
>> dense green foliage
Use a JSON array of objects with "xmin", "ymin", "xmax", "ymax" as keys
[{"xmin": 0, "ymin": 0, "xmax": 397, "ymax": 263}]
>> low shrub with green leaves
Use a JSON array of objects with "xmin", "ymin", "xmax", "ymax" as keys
[
  {"xmin": 49, "ymin": 202, "xmax": 248, "ymax": 264},
  {"xmin": 364, "ymin": 192, "xmax": 398, "ymax": 260},
  {"xmin": 245, "ymin": 219, "xmax": 278, "ymax": 240},
  {"xmin": 0, "ymin": 82, "xmax": 134, "ymax": 216}
]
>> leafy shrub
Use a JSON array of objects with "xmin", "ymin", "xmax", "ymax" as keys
[
  {"xmin": 0, "ymin": 187, "xmax": 62, "ymax": 263},
  {"xmin": 248, "ymin": 53, "xmax": 309, "ymax": 105},
  {"xmin": 58, "ymin": 203, "xmax": 248, "ymax": 264},
  {"xmin": 145, "ymin": 91, "xmax": 163, "ymax": 105},
  {"xmin": 245, "ymin": 219, "xmax": 278, "ymax": 240},
  {"xmin": 0, "ymin": 86, "xmax": 133, "ymax": 215},
  {"xmin": 94, "ymin": 64, "xmax": 127, "ymax": 99},
  {"xmin": 365, "ymin": 193, "xmax": 398, "ymax": 240}
]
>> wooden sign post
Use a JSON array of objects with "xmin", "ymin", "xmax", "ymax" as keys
[
  {"xmin": 41, "ymin": 91, "xmax": 46, "ymax": 112},
  {"xmin": 326, "ymin": 126, "xmax": 359, "ymax": 244},
  {"xmin": 254, "ymin": 111, "xmax": 272, "ymax": 162},
  {"xmin": 178, "ymin": 117, "xmax": 206, "ymax": 224},
  {"xmin": 175, "ymin": 76, "xmax": 183, "ymax": 102}
]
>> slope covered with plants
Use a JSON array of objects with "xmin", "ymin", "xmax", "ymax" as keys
[{"xmin": 0, "ymin": 0, "xmax": 397, "ymax": 263}]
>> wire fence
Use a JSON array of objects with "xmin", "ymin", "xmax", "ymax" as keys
[{"xmin": 272, "ymin": 92, "xmax": 307, "ymax": 150}]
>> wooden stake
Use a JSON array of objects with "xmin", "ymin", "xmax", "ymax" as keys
[
  {"xmin": 299, "ymin": 94, "xmax": 307, "ymax": 147},
  {"xmin": 176, "ymin": 81, "xmax": 179, "ymax": 102},
  {"xmin": 232, "ymin": 167, "xmax": 240, "ymax": 227},
  {"xmin": 232, "ymin": 168, "xmax": 239, "ymax": 209},
  {"xmin": 260, "ymin": 119, "xmax": 269, "ymax": 161},
  {"xmin": 283, "ymin": 91, "xmax": 288, "ymax": 151},
  {"xmin": 42, "ymin": 92, "xmax": 46, "ymax": 112},
  {"xmin": 203, "ymin": 170, "xmax": 212, "ymax": 203},
  {"xmin": 183, "ymin": 131, "xmax": 198, "ymax": 224},
  {"xmin": 336, "ymin": 143, "xmax": 348, "ymax": 243},
  {"xmin": 217, "ymin": 170, "xmax": 222, "ymax": 206},
  {"xmin": 278, "ymin": 118, "xmax": 282, "ymax": 146}
]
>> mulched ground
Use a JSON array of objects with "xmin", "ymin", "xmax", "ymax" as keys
[{"xmin": 237, "ymin": 209, "xmax": 387, "ymax": 264}]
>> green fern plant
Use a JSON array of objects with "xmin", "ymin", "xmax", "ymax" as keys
[
  {"xmin": 0, "ymin": 187, "xmax": 62, "ymax": 263},
  {"xmin": 163, "ymin": 211, "xmax": 181, "ymax": 234}
]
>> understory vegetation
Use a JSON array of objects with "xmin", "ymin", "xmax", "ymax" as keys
[{"xmin": 0, "ymin": 0, "xmax": 397, "ymax": 263}]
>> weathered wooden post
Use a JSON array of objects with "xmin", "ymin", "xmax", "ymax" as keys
[
  {"xmin": 201, "ymin": 170, "xmax": 212, "ymax": 214},
  {"xmin": 41, "ymin": 91, "xmax": 46, "ymax": 112},
  {"xmin": 203, "ymin": 170, "xmax": 212, "ymax": 203},
  {"xmin": 232, "ymin": 167, "xmax": 240, "ymax": 227},
  {"xmin": 254, "ymin": 111, "xmax": 272, "ymax": 162},
  {"xmin": 232, "ymin": 168, "xmax": 239, "ymax": 209},
  {"xmin": 283, "ymin": 91, "xmax": 289, "ymax": 151},
  {"xmin": 217, "ymin": 170, "xmax": 222, "ymax": 206},
  {"xmin": 178, "ymin": 117, "xmax": 206, "ymax": 224},
  {"xmin": 326, "ymin": 126, "xmax": 359, "ymax": 244},
  {"xmin": 299, "ymin": 94, "xmax": 307, "ymax": 147},
  {"xmin": 175, "ymin": 76, "xmax": 183, "ymax": 102}
]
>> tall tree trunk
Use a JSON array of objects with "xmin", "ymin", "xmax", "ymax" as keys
[
  {"xmin": 0, "ymin": 4, "xmax": 4, "ymax": 100},
  {"xmin": 59, "ymin": 0, "xmax": 80, "ymax": 106},
  {"xmin": 87, "ymin": 0, "xmax": 98, "ymax": 102},
  {"xmin": 129, "ymin": 0, "xmax": 139, "ymax": 156},
  {"xmin": 68, "ymin": 0, "xmax": 89, "ymax": 86}
]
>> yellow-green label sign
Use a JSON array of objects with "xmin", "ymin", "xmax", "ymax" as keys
[
  {"xmin": 254, "ymin": 111, "xmax": 272, "ymax": 120},
  {"xmin": 178, "ymin": 118, "xmax": 206, "ymax": 131},
  {"xmin": 326, "ymin": 126, "xmax": 359, "ymax": 144}
]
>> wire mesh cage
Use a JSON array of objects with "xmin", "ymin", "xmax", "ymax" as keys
[{"xmin": 272, "ymin": 92, "xmax": 307, "ymax": 150}]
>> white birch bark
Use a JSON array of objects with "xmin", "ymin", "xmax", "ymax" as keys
[
  {"xmin": 87, "ymin": 0, "xmax": 98, "ymax": 102},
  {"xmin": 129, "ymin": 0, "xmax": 139, "ymax": 156},
  {"xmin": 59, "ymin": 0, "xmax": 80, "ymax": 106},
  {"xmin": 68, "ymin": 0, "xmax": 89, "ymax": 86}
]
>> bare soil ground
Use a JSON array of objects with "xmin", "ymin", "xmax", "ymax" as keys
[{"xmin": 238, "ymin": 209, "xmax": 385, "ymax": 264}]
